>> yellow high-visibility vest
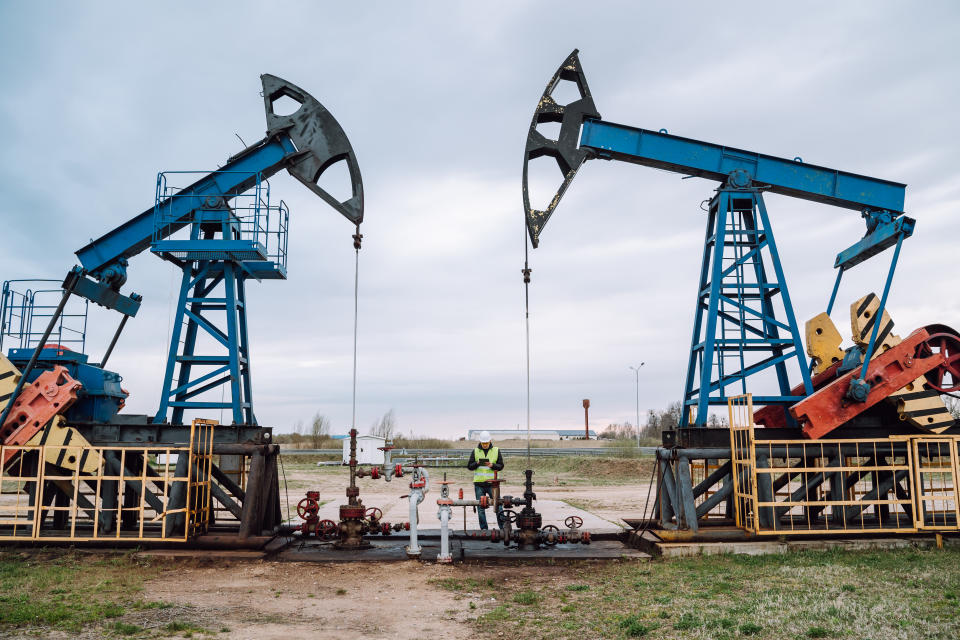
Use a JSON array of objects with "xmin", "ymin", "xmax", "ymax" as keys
[{"xmin": 473, "ymin": 446, "xmax": 499, "ymax": 483}]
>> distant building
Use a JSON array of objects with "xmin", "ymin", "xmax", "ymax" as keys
[
  {"xmin": 341, "ymin": 435, "xmax": 386, "ymax": 464},
  {"xmin": 466, "ymin": 429, "xmax": 597, "ymax": 441}
]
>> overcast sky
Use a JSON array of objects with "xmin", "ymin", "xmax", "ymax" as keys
[{"xmin": 1, "ymin": 2, "xmax": 958, "ymax": 438}]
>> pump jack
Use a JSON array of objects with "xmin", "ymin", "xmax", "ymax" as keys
[
  {"xmin": 0, "ymin": 75, "xmax": 363, "ymax": 542},
  {"xmin": 523, "ymin": 51, "xmax": 960, "ymax": 538}
]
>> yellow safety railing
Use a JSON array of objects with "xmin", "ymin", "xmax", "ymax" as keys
[
  {"xmin": 0, "ymin": 418, "xmax": 215, "ymax": 542},
  {"xmin": 728, "ymin": 394, "xmax": 758, "ymax": 532},
  {"xmin": 907, "ymin": 437, "xmax": 960, "ymax": 530},
  {"xmin": 728, "ymin": 394, "xmax": 960, "ymax": 536}
]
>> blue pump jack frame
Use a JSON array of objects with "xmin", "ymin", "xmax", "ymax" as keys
[
  {"xmin": 75, "ymin": 136, "xmax": 296, "ymax": 279},
  {"xmin": 681, "ymin": 188, "xmax": 812, "ymax": 426},
  {"xmin": 576, "ymin": 118, "xmax": 910, "ymax": 424},
  {"xmin": 75, "ymin": 134, "xmax": 297, "ymax": 426}
]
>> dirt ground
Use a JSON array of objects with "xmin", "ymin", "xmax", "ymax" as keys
[
  {"xmin": 143, "ymin": 560, "xmax": 479, "ymax": 640},
  {"xmin": 132, "ymin": 461, "xmax": 653, "ymax": 640}
]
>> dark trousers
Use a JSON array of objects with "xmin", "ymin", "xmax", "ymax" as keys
[{"xmin": 474, "ymin": 482, "xmax": 504, "ymax": 530}]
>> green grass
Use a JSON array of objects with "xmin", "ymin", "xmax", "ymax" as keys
[
  {"xmin": 0, "ymin": 549, "xmax": 219, "ymax": 637},
  {"xmin": 111, "ymin": 620, "xmax": 144, "ymax": 635},
  {"xmin": 470, "ymin": 547, "xmax": 960, "ymax": 639},
  {"xmin": 164, "ymin": 620, "xmax": 212, "ymax": 634},
  {"xmin": 513, "ymin": 590, "xmax": 540, "ymax": 605},
  {"xmin": 0, "ymin": 550, "xmax": 155, "ymax": 631}
]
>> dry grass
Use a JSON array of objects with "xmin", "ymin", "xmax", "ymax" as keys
[{"xmin": 278, "ymin": 454, "xmax": 654, "ymax": 489}]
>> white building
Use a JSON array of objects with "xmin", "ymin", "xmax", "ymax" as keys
[
  {"xmin": 466, "ymin": 429, "xmax": 597, "ymax": 441},
  {"xmin": 341, "ymin": 435, "xmax": 386, "ymax": 465}
]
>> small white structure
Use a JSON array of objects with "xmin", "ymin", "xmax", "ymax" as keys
[{"xmin": 342, "ymin": 435, "xmax": 386, "ymax": 465}]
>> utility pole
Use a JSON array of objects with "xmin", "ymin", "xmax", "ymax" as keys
[{"xmin": 629, "ymin": 363, "xmax": 645, "ymax": 447}]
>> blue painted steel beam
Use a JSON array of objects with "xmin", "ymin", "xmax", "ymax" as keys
[
  {"xmin": 74, "ymin": 136, "xmax": 296, "ymax": 276},
  {"xmin": 579, "ymin": 119, "xmax": 906, "ymax": 214},
  {"xmin": 834, "ymin": 215, "xmax": 915, "ymax": 270}
]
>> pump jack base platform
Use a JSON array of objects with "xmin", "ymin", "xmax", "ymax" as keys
[
  {"xmin": 624, "ymin": 522, "xmax": 960, "ymax": 558},
  {"xmin": 273, "ymin": 533, "xmax": 650, "ymax": 564}
]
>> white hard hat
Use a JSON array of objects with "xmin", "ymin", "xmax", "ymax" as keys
[{"xmin": 478, "ymin": 430, "xmax": 491, "ymax": 443}]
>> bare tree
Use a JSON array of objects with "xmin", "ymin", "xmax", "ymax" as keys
[
  {"xmin": 943, "ymin": 395, "xmax": 960, "ymax": 420},
  {"xmin": 641, "ymin": 401, "xmax": 683, "ymax": 438},
  {"xmin": 600, "ymin": 422, "xmax": 636, "ymax": 440},
  {"xmin": 706, "ymin": 413, "xmax": 728, "ymax": 428},
  {"xmin": 290, "ymin": 419, "xmax": 306, "ymax": 448},
  {"xmin": 369, "ymin": 409, "xmax": 397, "ymax": 439},
  {"xmin": 310, "ymin": 413, "xmax": 330, "ymax": 448}
]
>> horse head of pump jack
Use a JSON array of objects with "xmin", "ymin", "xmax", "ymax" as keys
[
  {"xmin": 261, "ymin": 74, "xmax": 364, "ymax": 225},
  {"xmin": 521, "ymin": 49, "xmax": 599, "ymax": 248}
]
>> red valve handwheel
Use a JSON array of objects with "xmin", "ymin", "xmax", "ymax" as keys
[
  {"xmin": 918, "ymin": 332, "xmax": 960, "ymax": 392},
  {"xmin": 318, "ymin": 519, "xmax": 338, "ymax": 538},
  {"xmin": 296, "ymin": 497, "xmax": 319, "ymax": 520}
]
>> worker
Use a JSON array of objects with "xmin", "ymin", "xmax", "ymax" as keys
[{"xmin": 467, "ymin": 430, "xmax": 505, "ymax": 530}]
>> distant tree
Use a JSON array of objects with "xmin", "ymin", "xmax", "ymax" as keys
[
  {"xmin": 310, "ymin": 413, "xmax": 330, "ymax": 448},
  {"xmin": 600, "ymin": 422, "xmax": 636, "ymax": 440},
  {"xmin": 706, "ymin": 413, "xmax": 728, "ymax": 428},
  {"xmin": 944, "ymin": 395, "xmax": 960, "ymax": 420},
  {"xmin": 290, "ymin": 419, "xmax": 306, "ymax": 448},
  {"xmin": 640, "ymin": 401, "xmax": 684, "ymax": 438},
  {"xmin": 370, "ymin": 409, "xmax": 397, "ymax": 440}
]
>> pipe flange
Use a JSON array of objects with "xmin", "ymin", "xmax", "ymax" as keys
[{"xmin": 339, "ymin": 505, "xmax": 365, "ymax": 520}]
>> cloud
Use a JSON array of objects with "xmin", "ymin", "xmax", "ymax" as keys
[{"xmin": 1, "ymin": 2, "xmax": 958, "ymax": 438}]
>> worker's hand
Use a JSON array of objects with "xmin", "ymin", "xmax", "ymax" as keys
[{"xmin": 482, "ymin": 460, "xmax": 491, "ymax": 467}]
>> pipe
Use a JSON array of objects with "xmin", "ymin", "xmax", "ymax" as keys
[
  {"xmin": 405, "ymin": 466, "xmax": 428, "ymax": 558},
  {"xmin": 212, "ymin": 443, "xmax": 277, "ymax": 456},
  {"xmin": 437, "ymin": 505, "xmax": 452, "ymax": 563}
]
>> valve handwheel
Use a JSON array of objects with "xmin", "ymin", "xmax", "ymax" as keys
[
  {"xmin": 502, "ymin": 509, "xmax": 518, "ymax": 524},
  {"xmin": 918, "ymin": 332, "xmax": 960, "ymax": 392},
  {"xmin": 541, "ymin": 524, "xmax": 561, "ymax": 546},
  {"xmin": 365, "ymin": 507, "xmax": 383, "ymax": 521},
  {"xmin": 318, "ymin": 519, "xmax": 338, "ymax": 538},
  {"xmin": 296, "ymin": 497, "xmax": 320, "ymax": 520},
  {"xmin": 564, "ymin": 515, "xmax": 583, "ymax": 529}
]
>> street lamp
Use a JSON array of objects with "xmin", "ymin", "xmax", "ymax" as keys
[{"xmin": 629, "ymin": 363, "xmax": 645, "ymax": 447}]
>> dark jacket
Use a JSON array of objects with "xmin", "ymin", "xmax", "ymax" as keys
[{"xmin": 467, "ymin": 444, "xmax": 504, "ymax": 477}]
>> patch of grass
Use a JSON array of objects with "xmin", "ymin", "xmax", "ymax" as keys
[
  {"xmin": 619, "ymin": 614, "xmax": 658, "ymax": 637},
  {"xmin": 430, "ymin": 577, "xmax": 495, "ymax": 592},
  {"xmin": 482, "ymin": 605, "xmax": 510, "ymax": 621},
  {"xmin": 132, "ymin": 600, "xmax": 173, "ymax": 610},
  {"xmin": 673, "ymin": 612, "xmax": 699, "ymax": 630},
  {"xmin": 0, "ymin": 550, "xmax": 157, "ymax": 633},
  {"xmin": 739, "ymin": 622, "xmax": 762, "ymax": 635},
  {"xmin": 112, "ymin": 621, "xmax": 144, "ymax": 635},
  {"xmin": 512, "ymin": 590, "xmax": 540, "ymax": 605},
  {"xmin": 164, "ymin": 620, "xmax": 210, "ymax": 634},
  {"xmin": 335, "ymin": 588, "xmax": 347, "ymax": 595},
  {"xmin": 463, "ymin": 548, "xmax": 960, "ymax": 640}
]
